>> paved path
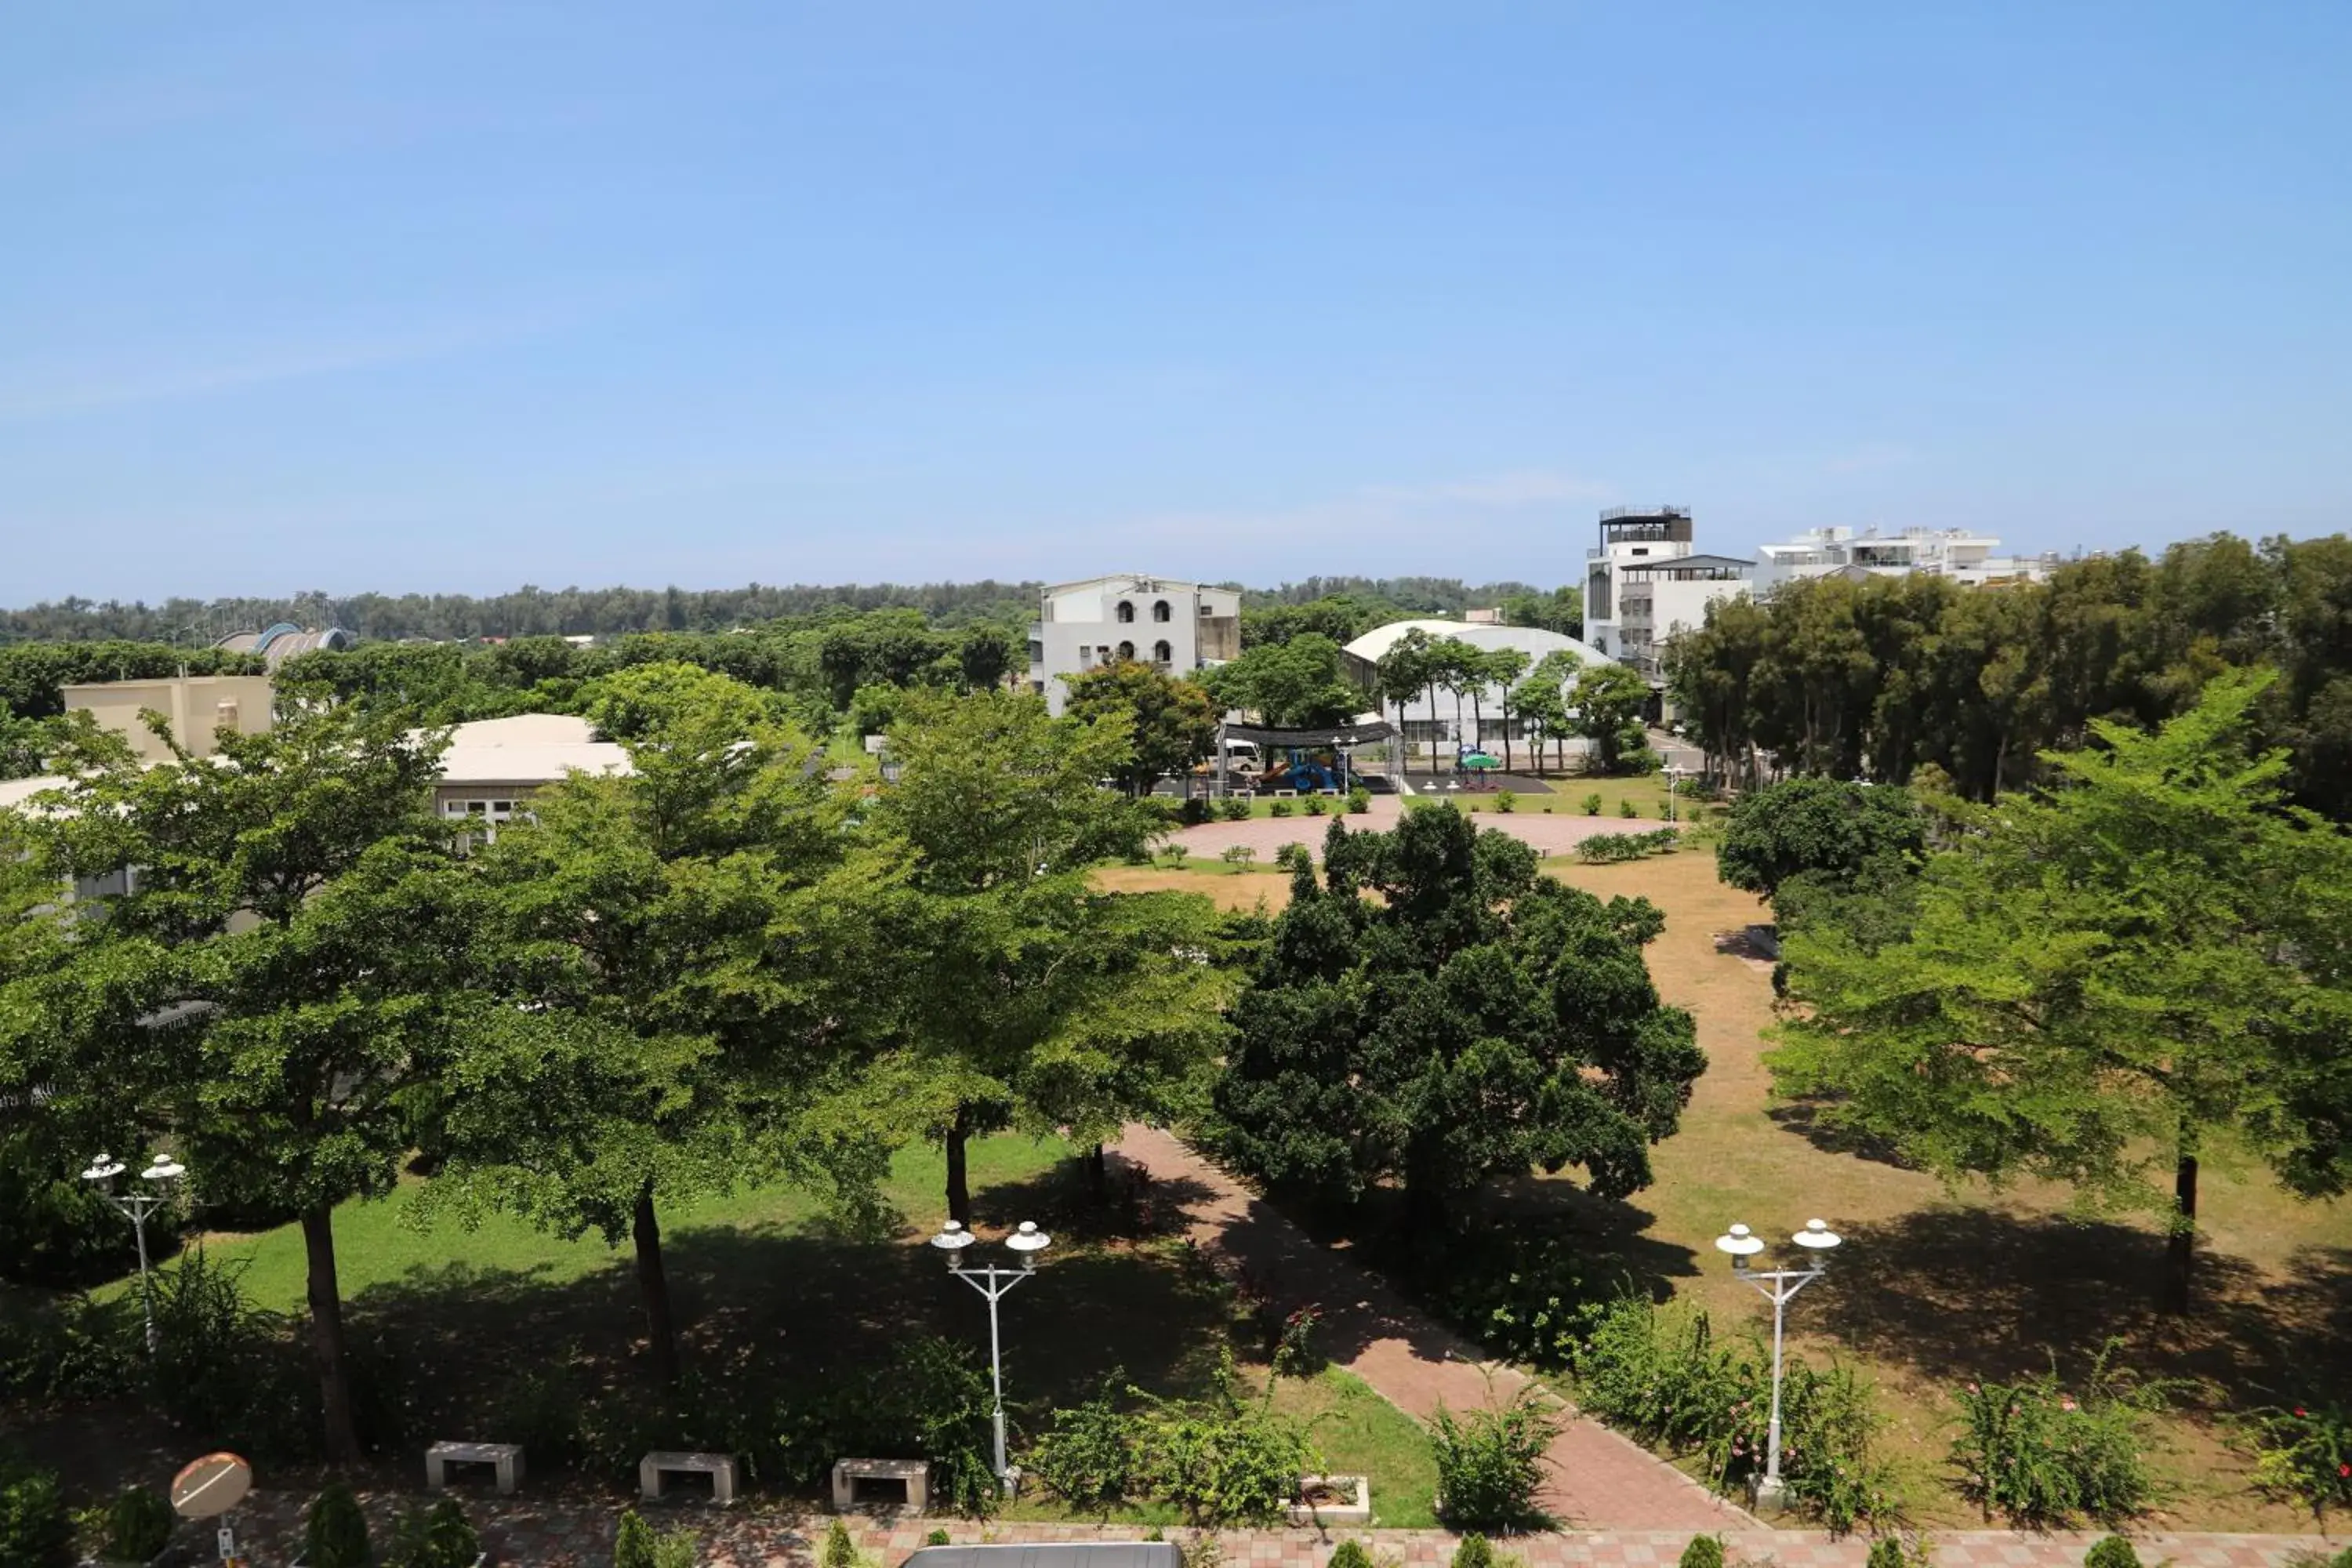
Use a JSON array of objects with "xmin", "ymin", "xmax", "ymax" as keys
[
  {"xmin": 226, "ymin": 1492, "xmax": 2332, "ymax": 1567},
  {"xmin": 1172, "ymin": 800, "xmax": 1665, "ymax": 864},
  {"xmin": 1108, "ymin": 1125, "xmax": 1751, "ymax": 1532}
]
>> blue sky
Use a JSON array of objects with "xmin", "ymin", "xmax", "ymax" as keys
[{"xmin": 3, "ymin": 3, "xmax": 2347, "ymax": 602}]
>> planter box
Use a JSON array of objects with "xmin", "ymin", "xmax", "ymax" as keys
[{"xmin": 1286, "ymin": 1474, "xmax": 1370, "ymax": 1528}]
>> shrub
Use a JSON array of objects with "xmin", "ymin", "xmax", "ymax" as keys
[
  {"xmin": 1430, "ymin": 1389, "xmax": 1559, "ymax": 1532},
  {"xmin": 1346, "ymin": 787, "xmax": 1370, "ymax": 815},
  {"xmin": 614, "ymin": 1512, "xmax": 658, "ymax": 1568},
  {"xmin": 1950, "ymin": 1347, "xmax": 2168, "ymax": 1526},
  {"xmin": 1581, "ymin": 793, "xmax": 1602, "ymax": 815},
  {"xmin": 1028, "ymin": 1377, "xmax": 1134, "ymax": 1512},
  {"xmin": 1329, "ymin": 1544, "xmax": 1375, "ymax": 1568},
  {"xmin": 1451, "ymin": 1535, "xmax": 1496, "ymax": 1568},
  {"xmin": 1220, "ymin": 797, "xmax": 1251, "ymax": 822},
  {"xmin": 1617, "ymin": 798, "xmax": 1639, "ymax": 818},
  {"xmin": 1221, "ymin": 844, "xmax": 1257, "ymax": 867},
  {"xmin": 774, "ymin": 1334, "xmax": 998, "ymax": 1517},
  {"xmin": 927, "ymin": 1530, "xmax": 952, "ymax": 1548},
  {"xmin": 148, "ymin": 1246, "xmax": 319, "ymax": 1462},
  {"xmin": 303, "ymin": 1483, "xmax": 371, "ymax": 1568},
  {"xmin": 1269, "ymin": 800, "xmax": 1294, "ymax": 817},
  {"xmin": 822, "ymin": 1518, "xmax": 858, "ymax": 1568},
  {"xmin": 652, "ymin": 1532, "xmax": 697, "ymax": 1568},
  {"xmin": 2245, "ymin": 1401, "xmax": 2352, "ymax": 1516},
  {"xmin": 1421, "ymin": 1229, "xmax": 1599, "ymax": 1372},
  {"xmin": 1678, "ymin": 1537, "xmax": 1725, "ymax": 1568},
  {"xmin": 1128, "ymin": 1356, "xmax": 1318, "ymax": 1526},
  {"xmin": 1178, "ymin": 797, "xmax": 1212, "ymax": 826},
  {"xmin": 1493, "ymin": 791, "xmax": 1516, "ymax": 813},
  {"xmin": 1571, "ymin": 1297, "xmax": 1889, "ymax": 1534},
  {"xmin": 1274, "ymin": 1304, "xmax": 1323, "ymax": 1378},
  {"xmin": 1864, "ymin": 1541, "xmax": 1905, "ymax": 1568},
  {"xmin": 386, "ymin": 1499, "xmax": 480, "ymax": 1568},
  {"xmin": 1305, "ymin": 797, "xmax": 1328, "ymax": 816},
  {"xmin": 0, "ymin": 1459, "xmax": 73, "ymax": 1568},
  {"xmin": 2083, "ymin": 1537, "xmax": 2140, "ymax": 1568},
  {"xmin": 102, "ymin": 1486, "xmax": 175, "ymax": 1563}
]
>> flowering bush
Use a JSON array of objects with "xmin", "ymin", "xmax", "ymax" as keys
[
  {"xmin": 2245, "ymin": 1402, "xmax": 2352, "ymax": 1517},
  {"xmin": 1949, "ymin": 1345, "xmax": 2168, "ymax": 1526}
]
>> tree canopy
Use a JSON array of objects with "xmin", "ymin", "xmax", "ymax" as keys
[
  {"xmin": 1768, "ymin": 673, "xmax": 2352, "ymax": 1312},
  {"xmin": 1715, "ymin": 777, "xmax": 1928, "ymax": 902},
  {"xmin": 1212, "ymin": 807, "xmax": 1704, "ymax": 1229},
  {"xmin": 1062, "ymin": 659, "xmax": 1221, "ymax": 795}
]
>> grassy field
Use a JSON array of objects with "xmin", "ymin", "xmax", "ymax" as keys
[{"xmin": 1098, "ymin": 850, "xmax": 2352, "ymax": 1531}]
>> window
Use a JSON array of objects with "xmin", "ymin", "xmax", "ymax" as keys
[
  {"xmin": 1116, "ymin": 641, "xmax": 1136, "ymax": 660},
  {"xmin": 1116, "ymin": 601, "xmax": 1135, "ymax": 623},
  {"xmin": 1152, "ymin": 640, "xmax": 1172, "ymax": 663},
  {"xmin": 1152, "ymin": 601, "xmax": 1171, "ymax": 622},
  {"xmin": 1199, "ymin": 604, "xmax": 1212, "ymax": 615}
]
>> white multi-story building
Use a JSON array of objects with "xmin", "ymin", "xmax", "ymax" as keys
[
  {"xmin": 1751, "ymin": 526, "xmax": 2060, "ymax": 590},
  {"xmin": 1581, "ymin": 506, "xmax": 1755, "ymax": 684},
  {"xmin": 1028, "ymin": 574, "xmax": 1242, "ymax": 715}
]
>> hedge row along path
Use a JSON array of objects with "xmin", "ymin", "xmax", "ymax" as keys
[
  {"xmin": 223, "ymin": 1493, "xmax": 2327, "ymax": 1567},
  {"xmin": 1107, "ymin": 1123, "xmax": 1748, "ymax": 1532}
]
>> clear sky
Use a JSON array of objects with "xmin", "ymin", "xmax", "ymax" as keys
[{"xmin": 3, "ymin": 3, "xmax": 2347, "ymax": 603}]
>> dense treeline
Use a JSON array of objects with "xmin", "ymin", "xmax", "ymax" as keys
[
  {"xmin": 0, "ymin": 581, "xmax": 1040, "ymax": 644},
  {"xmin": 1, "ymin": 575, "xmax": 1570, "ymax": 648},
  {"xmin": 1667, "ymin": 532, "xmax": 2352, "ymax": 818}
]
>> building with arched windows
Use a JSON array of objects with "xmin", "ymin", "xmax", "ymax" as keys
[{"xmin": 1028, "ymin": 574, "xmax": 1241, "ymax": 714}]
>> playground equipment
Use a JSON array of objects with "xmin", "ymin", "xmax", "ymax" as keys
[{"xmin": 1258, "ymin": 746, "xmax": 1351, "ymax": 793}]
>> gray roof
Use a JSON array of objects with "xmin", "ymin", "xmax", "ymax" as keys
[{"xmin": 1619, "ymin": 553, "xmax": 1754, "ymax": 574}]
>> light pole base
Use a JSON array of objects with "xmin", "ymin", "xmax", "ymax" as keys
[
  {"xmin": 998, "ymin": 1465, "xmax": 1022, "ymax": 1500},
  {"xmin": 1748, "ymin": 1475, "xmax": 1788, "ymax": 1512}
]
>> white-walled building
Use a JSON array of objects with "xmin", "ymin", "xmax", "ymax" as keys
[
  {"xmin": 1028, "ymin": 575, "xmax": 1241, "ymax": 715},
  {"xmin": 1582, "ymin": 506, "xmax": 1754, "ymax": 684},
  {"xmin": 1341, "ymin": 619, "xmax": 1615, "ymax": 752},
  {"xmin": 1752, "ymin": 526, "xmax": 2059, "ymax": 590}
]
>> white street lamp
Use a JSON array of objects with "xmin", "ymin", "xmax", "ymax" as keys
[
  {"xmin": 1664, "ymin": 764, "xmax": 1684, "ymax": 824},
  {"xmin": 932, "ymin": 1218, "xmax": 1052, "ymax": 1492},
  {"xmin": 1713, "ymin": 1218, "xmax": 1842, "ymax": 1509},
  {"xmin": 84, "ymin": 1153, "xmax": 184, "ymax": 1355}
]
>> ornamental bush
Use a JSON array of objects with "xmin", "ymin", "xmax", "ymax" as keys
[
  {"xmin": 1677, "ymin": 1537, "xmax": 1724, "ymax": 1568},
  {"xmin": 1027, "ymin": 1377, "xmax": 1134, "ymax": 1512},
  {"xmin": 1493, "ymin": 791, "xmax": 1516, "ymax": 813},
  {"xmin": 1430, "ymin": 1389, "xmax": 1559, "ymax": 1532},
  {"xmin": 1328, "ymin": 1543, "xmax": 1375, "ymax": 1568},
  {"xmin": 1950, "ymin": 1347, "xmax": 2168, "ymax": 1526},
  {"xmin": 1450, "ymin": 1535, "xmax": 1496, "ymax": 1568},
  {"xmin": 1617, "ymin": 798, "xmax": 1639, "ymax": 818},
  {"xmin": 1220, "ymin": 797, "xmax": 1252, "ymax": 822},
  {"xmin": 1269, "ymin": 800, "xmax": 1294, "ymax": 818},
  {"xmin": 1346, "ymin": 786, "xmax": 1370, "ymax": 815},
  {"xmin": 2082, "ymin": 1537, "xmax": 2140, "ymax": 1568},
  {"xmin": 2245, "ymin": 1401, "xmax": 2352, "ymax": 1516},
  {"xmin": 0, "ymin": 1458, "xmax": 72, "ymax": 1568},
  {"xmin": 821, "ymin": 1518, "xmax": 858, "ymax": 1568},
  {"xmin": 1581, "ymin": 793, "xmax": 1603, "ymax": 815},
  {"xmin": 303, "ymin": 1482, "xmax": 371, "ymax": 1568},
  {"xmin": 102, "ymin": 1486, "xmax": 176, "ymax": 1563}
]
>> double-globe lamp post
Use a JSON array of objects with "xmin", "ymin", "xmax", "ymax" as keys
[
  {"xmin": 1713, "ymin": 1217, "xmax": 1842, "ymax": 1509},
  {"xmin": 931, "ymin": 1218, "xmax": 1051, "ymax": 1494},
  {"xmin": 82, "ymin": 1153, "xmax": 184, "ymax": 1355}
]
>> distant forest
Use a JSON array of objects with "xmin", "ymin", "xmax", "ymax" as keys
[{"xmin": 0, "ymin": 575, "xmax": 1551, "ymax": 646}]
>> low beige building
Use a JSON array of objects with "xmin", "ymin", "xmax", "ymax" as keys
[
  {"xmin": 430, "ymin": 713, "xmax": 630, "ymax": 833},
  {"xmin": 63, "ymin": 674, "xmax": 275, "ymax": 762}
]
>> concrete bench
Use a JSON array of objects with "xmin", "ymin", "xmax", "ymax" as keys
[
  {"xmin": 640, "ymin": 1450, "xmax": 738, "ymax": 1505},
  {"xmin": 425, "ymin": 1441, "xmax": 523, "ymax": 1495},
  {"xmin": 833, "ymin": 1457, "xmax": 931, "ymax": 1514}
]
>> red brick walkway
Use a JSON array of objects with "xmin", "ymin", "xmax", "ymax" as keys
[{"xmin": 1107, "ymin": 1126, "xmax": 1750, "ymax": 1532}]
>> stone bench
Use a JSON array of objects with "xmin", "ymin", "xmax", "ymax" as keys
[
  {"xmin": 832, "ymin": 1457, "xmax": 931, "ymax": 1514},
  {"xmin": 639, "ymin": 1450, "xmax": 739, "ymax": 1506},
  {"xmin": 425, "ymin": 1441, "xmax": 523, "ymax": 1495}
]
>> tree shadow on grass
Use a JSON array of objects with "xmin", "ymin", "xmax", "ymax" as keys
[
  {"xmin": 1806, "ymin": 1206, "xmax": 2352, "ymax": 1412},
  {"xmin": 1765, "ymin": 1100, "xmax": 1918, "ymax": 1171}
]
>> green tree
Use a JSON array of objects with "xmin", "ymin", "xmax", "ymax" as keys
[
  {"xmin": 1200, "ymin": 634, "xmax": 1363, "ymax": 730},
  {"xmin": 1715, "ymin": 778, "xmax": 1927, "ymax": 903},
  {"xmin": 1499, "ymin": 585, "xmax": 1583, "ymax": 639},
  {"xmin": 1769, "ymin": 673, "xmax": 2352, "ymax": 1312},
  {"xmin": 1063, "ymin": 659, "xmax": 1221, "ymax": 797},
  {"xmin": 1482, "ymin": 648, "xmax": 1530, "ymax": 772},
  {"xmin": 1570, "ymin": 661, "xmax": 1651, "ymax": 774},
  {"xmin": 1374, "ymin": 629, "xmax": 1439, "ymax": 777},
  {"xmin": 873, "ymin": 690, "xmax": 1229, "ymax": 1221},
  {"xmin": 13, "ymin": 704, "xmax": 494, "ymax": 1461},
  {"xmin": 430, "ymin": 664, "xmax": 895, "ymax": 1381},
  {"xmin": 1211, "ymin": 809, "xmax": 1704, "ymax": 1230}
]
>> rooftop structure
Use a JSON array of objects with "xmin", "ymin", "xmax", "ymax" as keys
[
  {"xmin": 1752, "ymin": 526, "xmax": 2060, "ymax": 590},
  {"xmin": 1582, "ymin": 508, "xmax": 1754, "ymax": 686},
  {"xmin": 212, "ymin": 624, "xmax": 354, "ymax": 670}
]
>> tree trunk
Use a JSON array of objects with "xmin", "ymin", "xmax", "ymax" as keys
[
  {"xmin": 946, "ymin": 1110, "xmax": 972, "ymax": 1225},
  {"xmin": 2163, "ymin": 1146, "xmax": 2198, "ymax": 1315},
  {"xmin": 1084, "ymin": 1142, "xmax": 1109, "ymax": 1203},
  {"xmin": 300, "ymin": 1203, "xmax": 363, "ymax": 1465},
  {"xmin": 633, "ymin": 1183, "xmax": 681, "ymax": 1382}
]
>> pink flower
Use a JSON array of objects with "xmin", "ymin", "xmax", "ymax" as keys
[
  {"xmin": 2296, "ymin": 1407, "xmax": 2310, "ymax": 1417},
  {"xmin": 2339, "ymin": 1464, "xmax": 2350, "ymax": 1479},
  {"xmin": 2060, "ymin": 1399, "xmax": 2078, "ymax": 1413},
  {"xmin": 1965, "ymin": 1382, "xmax": 1980, "ymax": 1395}
]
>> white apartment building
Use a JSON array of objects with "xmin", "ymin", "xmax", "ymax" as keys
[
  {"xmin": 1752, "ymin": 526, "xmax": 2060, "ymax": 590},
  {"xmin": 1028, "ymin": 574, "xmax": 1242, "ymax": 715},
  {"xmin": 1581, "ymin": 506, "xmax": 1755, "ymax": 684}
]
